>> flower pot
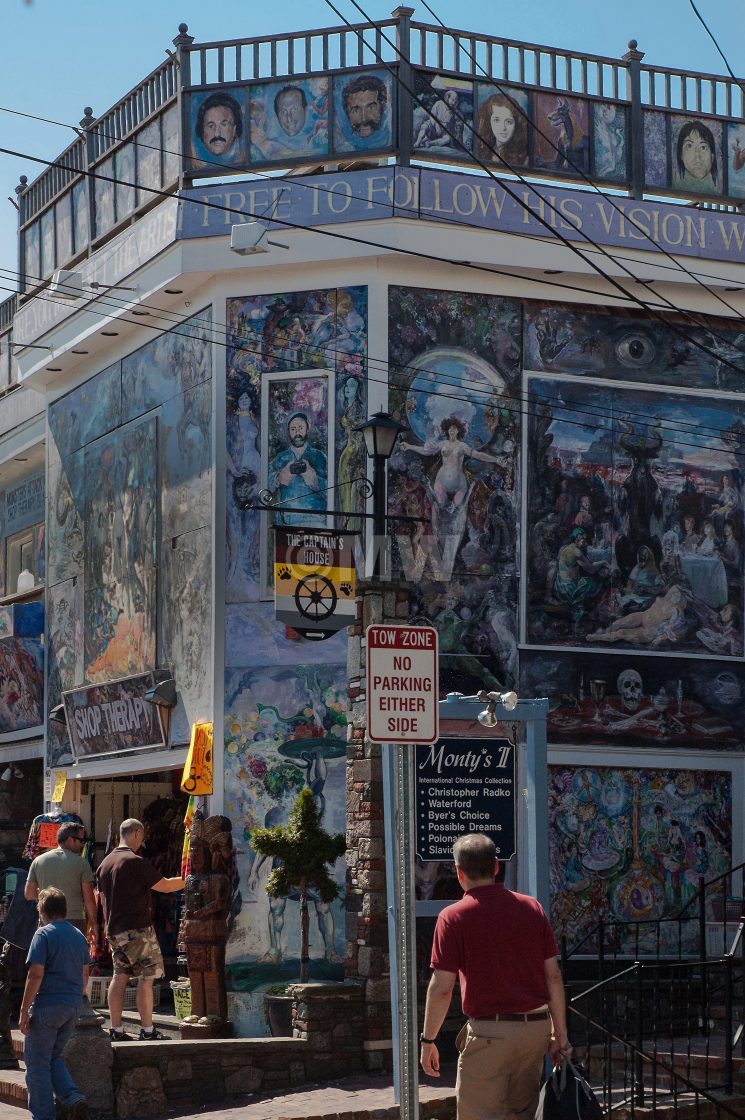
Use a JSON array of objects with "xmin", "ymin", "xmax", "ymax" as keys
[{"xmin": 264, "ymin": 993, "xmax": 294, "ymax": 1036}]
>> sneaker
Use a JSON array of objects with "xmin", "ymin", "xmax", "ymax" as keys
[
  {"xmin": 139, "ymin": 1027, "xmax": 168, "ymax": 1040},
  {"xmin": 109, "ymin": 1028, "xmax": 133, "ymax": 1041}
]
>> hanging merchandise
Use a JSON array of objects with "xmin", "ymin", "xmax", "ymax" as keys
[
  {"xmin": 181, "ymin": 723, "xmax": 214, "ymax": 795},
  {"xmin": 23, "ymin": 810, "xmax": 83, "ymax": 860},
  {"xmin": 181, "ymin": 796, "xmax": 196, "ymax": 879}
]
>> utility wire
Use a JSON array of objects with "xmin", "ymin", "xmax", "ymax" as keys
[
  {"xmin": 415, "ymin": 0, "xmax": 745, "ymax": 322},
  {"xmin": 6, "ymin": 259, "xmax": 744, "ymax": 448},
  {"xmin": 323, "ymin": 0, "xmax": 745, "ymax": 368},
  {"xmin": 7, "ymin": 268, "xmax": 744, "ymax": 457},
  {"xmin": 687, "ymin": 0, "xmax": 745, "ymax": 99}
]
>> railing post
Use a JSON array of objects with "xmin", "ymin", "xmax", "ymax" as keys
[
  {"xmin": 725, "ymin": 956, "xmax": 733, "ymax": 1094},
  {"xmin": 634, "ymin": 962, "xmax": 645, "ymax": 1107},
  {"xmin": 698, "ymin": 873, "xmax": 707, "ymax": 959},
  {"xmin": 598, "ymin": 919, "xmax": 605, "ymax": 983},
  {"xmin": 392, "ymin": 6, "xmax": 414, "ymax": 167},
  {"xmin": 173, "ymin": 22, "xmax": 195, "ymax": 189},
  {"xmin": 622, "ymin": 39, "xmax": 645, "ymax": 200},
  {"xmin": 15, "ymin": 176, "xmax": 27, "ymax": 295},
  {"xmin": 79, "ymin": 107, "xmax": 97, "ymax": 250}
]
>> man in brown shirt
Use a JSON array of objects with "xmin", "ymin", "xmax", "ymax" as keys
[{"xmin": 96, "ymin": 818, "xmax": 183, "ymax": 1041}]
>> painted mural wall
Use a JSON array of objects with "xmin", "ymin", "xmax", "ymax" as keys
[
  {"xmin": 383, "ymin": 285, "xmax": 742, "ymax": 947},
  {"xmin": 224, "ymin": 286, "xmax": 367, "ymax": 1035},
  {"xmin": 46, "ymin": 310, "xmax": 213, "ymax": 766}
]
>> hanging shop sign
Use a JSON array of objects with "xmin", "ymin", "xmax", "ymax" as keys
[
  {"xmin": 63, "ymin": 672, "xmax": 166, "ymax": 762},
  {"xmin": 181, "ymin": 722, "xmax": 214, "ymax": 795},
  {"xmin": 50, "ymin": 771, "xmax": 67, "ymax": 804},
  {"xmin": 415, "ymin": 737, "xmax": 516, "ymax": 862},
  {"xmin": 274, "ymin": 527, "xmax": 357, "ymax": 640},
  {"xmin": 367, "ymin": 624, "xmax": 439, "ymax": 744}
]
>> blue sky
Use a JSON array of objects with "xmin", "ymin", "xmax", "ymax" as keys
[{"xmin": 0, "ymin": 0, "xmax": 743, "ymax": 294}]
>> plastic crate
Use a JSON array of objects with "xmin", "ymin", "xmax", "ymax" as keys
[{"xmin": 87, "ymin": 975, "xmax": 161, "ymax": 1009}]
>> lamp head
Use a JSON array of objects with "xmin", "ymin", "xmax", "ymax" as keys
[
  {"xmin": 477, "ymin": 702, "xmax": 499, "ymax": 729},
  {"xmin": 355, "ymin": 412, "xmax": 407, "ymax": 460},
  {"xmin": 49, "ymin": 703, "xmax": 67, "ymax": 726},
  {"xmin": 144, "ymin": 678, "xmax": 177, "ymax": 709}
]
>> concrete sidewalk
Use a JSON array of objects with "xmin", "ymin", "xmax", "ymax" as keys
[{"xmin": 148, "ymin": 1069, "xmax": 457, "ymax": 1120}]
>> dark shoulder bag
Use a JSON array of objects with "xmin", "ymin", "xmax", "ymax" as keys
[{"xmin": 536, "ymin": 1058, "xmax": 603, "ymax": 1120}]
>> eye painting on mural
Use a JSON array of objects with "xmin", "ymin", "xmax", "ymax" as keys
[
  {"xmin": 388, "ymin": 286, "xmax": 520, "ymax": 697},
  {"xmin": 524, "ymin": 358, "xmax": 745, "ymax": 654},
  {"xmin": 225, "ymin": 287, "xmax": 367, "ymax": 603},
  {"xmin": 222, "ymin": 664, "xmax": 347, "ymax": 1035},
  {"xmin": 549, "ymin": 766, "xmax": 731, "ymax": 956}
]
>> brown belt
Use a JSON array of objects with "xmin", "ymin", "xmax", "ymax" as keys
[{"xmin": 477, "ymin": 1010, "xmax": 550, "ymax": 1022}]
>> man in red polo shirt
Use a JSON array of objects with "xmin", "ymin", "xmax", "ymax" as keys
[{"xmin": 420, "ymin": 833, "xmax": 571, "ymax": 1120}]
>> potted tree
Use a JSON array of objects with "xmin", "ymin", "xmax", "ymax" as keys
[{"xmin": 252, "ymin": 786, "xmax": 346, "ymax": 1035}]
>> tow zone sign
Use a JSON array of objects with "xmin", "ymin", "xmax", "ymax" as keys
[{"xmin": 366, "ymin": 624, "xmax": 439, "ymax": 744}]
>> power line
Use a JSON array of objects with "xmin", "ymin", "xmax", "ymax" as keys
[
  {"xmin": 416, "ymin": 0, "xmax": 745, "ymax": 323},
  {"xmin": 323, "ymin": 0, "xmax": 745, "ymax": 375},
  {"xmin": 7, "ymin": 267, "xmax": 745, "ymax": 458},
  {"xmin": 687, "ymin": 0, "xmax": 745, "ymax": 99}
]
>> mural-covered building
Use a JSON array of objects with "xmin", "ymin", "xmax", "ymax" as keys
[{"xmin": 2, "ymin": 11, "xmax": 745, "ymax": 1036}]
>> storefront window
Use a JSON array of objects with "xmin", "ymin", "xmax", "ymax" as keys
[{"xmin": 7, "ymin": 522, "xmax": 43, "ymax": 595}]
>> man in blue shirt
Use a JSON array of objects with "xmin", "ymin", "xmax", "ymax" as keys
[
  {"xmin": 20, "ymin": 886, "xmax": 90, "ymax": 1120},
  {"xmin": 268, "ymin": 412, "xmax": 328, "ymax": 526}
]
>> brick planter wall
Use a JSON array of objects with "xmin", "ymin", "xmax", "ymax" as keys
[
  {"xmin": 345, "ymin": 583, "xmax": 409, "ymax": 1070},
  {"xmin": 112, "ymin": 982, "xmax": 365, "ymax": 1118}
]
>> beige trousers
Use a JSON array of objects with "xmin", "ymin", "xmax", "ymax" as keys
[{"xmin": 455, "ymin": 1017, "xmax": 551, "ymax": 1120}]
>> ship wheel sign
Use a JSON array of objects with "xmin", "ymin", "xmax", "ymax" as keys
[{"xmin": 274, "ymin": 527, "xmax": 357, "ymax": 640}]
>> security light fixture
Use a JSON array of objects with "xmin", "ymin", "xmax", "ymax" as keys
[
  {"xmin": 144, "ymin": 677, "xmax": 177, "ymax": 709},
  {"xmin": 230, "ymin": 222, "xmax": 289, "ymax": 255},
  {"xmin": 477, "ymin": 690, "xmax": 519, "ymax": 728},
  {"xmin": 49, "ymin": 703, "xmax": 67, "ymax": 726}
]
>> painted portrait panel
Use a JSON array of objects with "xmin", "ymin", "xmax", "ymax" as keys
[
  {"xmin": 523, "ymin": 302, "xmax": 745, "ymax": 394},
  {"xmin": 187, "ymin": 88, "xmax": 248, "ymax": 172},
  {"xmin": 549, "ymin": 765, "xmax": 731, "ymax": 955},
  {"xmin": 249, "ymin": 77, "xmax": 329, "ymax": 163},
  {"xmin": 55, "ymin": 192, "xmax": 73, "ymax": 268},
  {"xmin": 24, "ymin": 222, "xmax": 40, "ymax": 290},
  {"xmin": 0, "ymin": 639, "xmax": 43, "ymax": 733},
  {"xmin": 333, "ymin": 69, "xmax": 393, "ymax": 154},
  {"xmin": 115, "ymin": 142, "xmax": 136, "ymax": 222},
  {"xmin": 388, "ymin": 287, "xmax": 521, "ymax": 697},
  {"xmin": 670, "ymin": 114, "xmax": 723, "ymax": 197},
  {"xmin": 48, "ymin": 361, "xmax": 122, "ymax": 460},
  {"xmin": 159, "ymin": 526, "xmax": 212, "ymax": 747},
  {"xmin": 72, "ymin": 181, "xmax": 89, "ymax": 255},
  {"xmin": 121, "ymin": 308, "xmax": 212, "ymax": 423},
  {"xmin": 83, "ymin": 416, "xmax": 157, "ymax": 681},
  {"xmin": 643, "ymin": 111, "xmax": 668, "ymax": 189},
  {"xmin": 474, "ymin": 84, "xmax": 528, "ymax": 168},
  {"xmin": 592, "ymin": 101, "xmax": 627, "ymax": 182},
  {"xmin": 525, "ymin": 375, "xmax": 745, "ymax": 654},
  {"xmin": 135, "ymin": 119, "xmax": 162, "ymax": 207},
  {"xmin": 413, "ymin": 72, "xmax": 473, "ymax": 159},
  {"xmin": 223, "ymin": 662, "xmax": 347, "ymax": 1034},
  {"xmin": 160, "ymin": 379, "xmax": 212, "ymax": 540},
  {"xmin": 162, "ymin": 104, "xmax": 180, "ymax": 185},
  {"xmin": 47, "ymin": 452, "xmax": 84, "ymax": 586},
  {"xmin": 40, "ymin": 208, "xmax": 55, "ymax": 280},
  {"xmin": 532, "ymin": 92, "xmax": 590, "ymax": 175},
  {"xmin": 522, "ymin": 650, "xmax": 745, "ymax": 750},
  {"xmin": 94, "ymin": 156, "xmax": 116, "ymax": 239},
  {"xmin": 225, "ymin": 287, "xmax": 367, "ymax": 605},
  {"xmin": 264, "ymin": 373, "xmax": 331, "ymax": 527},
  {"xmin": 726, "ymin": 122, "xmax": 745, "ymax": 200}
]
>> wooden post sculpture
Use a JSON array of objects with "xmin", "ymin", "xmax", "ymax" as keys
[{"xmin": 178, "ymin": 812, "xmax": 233, "ymax": 1038}]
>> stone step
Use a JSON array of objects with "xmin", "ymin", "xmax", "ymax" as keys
[{"xmin": 0, "ymin": 1066, "xmax": 27, "ymax": 1111}]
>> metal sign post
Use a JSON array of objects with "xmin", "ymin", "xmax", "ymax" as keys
[{"xmin": 382, "ymin": 691, "xmax": 548, "ymax": 1117}]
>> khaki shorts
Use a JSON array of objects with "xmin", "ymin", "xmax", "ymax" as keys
[{"xmin": 108, "ymin": 925, "xmax": 164, "ymax": 979}]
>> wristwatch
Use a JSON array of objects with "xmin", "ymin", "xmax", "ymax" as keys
[{"xmin": 420, "ymin": 1033, "xmax": 436, "ymax": 1044}]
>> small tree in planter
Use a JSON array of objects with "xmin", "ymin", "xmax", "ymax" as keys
[{"xmin": 251, "ymin": 786, "xmax": 346, "ymax": 984}]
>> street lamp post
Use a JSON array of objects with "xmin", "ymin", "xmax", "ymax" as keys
[{"xmin": 355, "ymin": 411, "xmax": 406, "ymax": 579}]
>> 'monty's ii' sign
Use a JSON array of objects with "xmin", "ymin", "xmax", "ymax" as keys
[{"xmin": 366, "ymin": 624, "xmax": 438, "ymax": 744}]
